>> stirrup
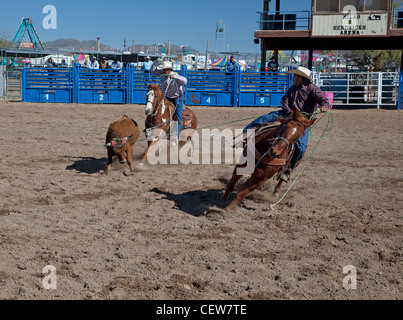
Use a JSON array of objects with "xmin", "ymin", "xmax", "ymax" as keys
[{"xmin": 279, "ymin": 168, "xmax": 292, "ymax": 182}]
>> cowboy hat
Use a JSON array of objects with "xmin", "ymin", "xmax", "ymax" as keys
[
  {"xmin": 161, "ymin": 61, "xmax": 173, "ymax": 70},
  {"xmin": 287, "ymin": 66, "xmax": 312, "ymax": 82}
]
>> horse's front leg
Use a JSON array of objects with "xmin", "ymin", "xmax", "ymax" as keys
[
  {"xmin": 273, "ymin": 180, "xmax": 284, "ymax": 200},
  {"xmin": 222, "ymin": 164, "xmax": 245, "ymax": 201},
  {"xmin": 140, "ymin": 139, "xmax": 158, "ymax": 165},
  {"xmin": 224, "ymin": 170, "xmax": 268, "ymax": 213}
]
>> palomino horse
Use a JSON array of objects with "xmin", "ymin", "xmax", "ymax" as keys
[
  {"xmin": 141, "ymin": 83, "xmax": 197, "ymax": 164},
  {"xmin": 217, "ymin": 109, "xmax": 316, "ymax": 214}
]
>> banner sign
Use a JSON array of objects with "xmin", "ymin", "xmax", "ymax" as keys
[
  {"xmin": 312, "ymin": 13, "xmax": 388, "ymax": 37},
  {"xmin": 20, "ymin": 42, "xmax": 34, "ymax": 48}
]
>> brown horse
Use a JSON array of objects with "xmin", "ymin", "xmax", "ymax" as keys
[
  {"xmin": 216, "ymin": 109, "xmax": 316, "ymax": 214},
  {"xmin": 141, "ymin": 83, "xmax": 197, "ymax": 164}
]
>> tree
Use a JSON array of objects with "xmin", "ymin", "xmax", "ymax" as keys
[
  {"xmin": 0, "ymin": 30, "xmax": 12, "ymax": 48},
  {"xmin": 343, "ymin": 50, "xmax": 401, "ymax": 71}
]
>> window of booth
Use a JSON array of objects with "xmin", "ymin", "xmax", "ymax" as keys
[
  {"xmin": 340, "ymin": 0, "xmax": 364, "ymax": 11},
  {"xmin": 364, "ymin": 0, "xmax": 388, "ymax": 10},
  {"xmin": 315, "ymin": 0, "xmax": 388, "ymax": 12},
  {"xmin": 316, "ymin": 1, "xmax": 339, "ymax": 12}
]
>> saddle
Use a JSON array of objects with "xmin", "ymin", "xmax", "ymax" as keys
[{"xmin": 233, "ymin": 121, "xmax": 281, "ymax": 149}]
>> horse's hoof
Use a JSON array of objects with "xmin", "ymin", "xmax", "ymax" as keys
[
  {"xmin": 273, "ymin": 192, "xmax": 279, "ymax": 200},
  {"xmin": 134, "ymin": 163, "xmax": 147, "ymax": 171},
  {"xmin": 204, "ymin": 206, "xmax": 227, "ymax": 218}
]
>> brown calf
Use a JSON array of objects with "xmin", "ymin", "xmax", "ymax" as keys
[{"xmin": 105, "ymin": 115, "xmax": 140, "ymax": 174}]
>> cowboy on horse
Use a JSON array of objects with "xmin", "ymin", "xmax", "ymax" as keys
[
  {"xmin": 150, "ymin": 56, "xmax": 187, "ymax": 139},
  {"xmin": 243, "ymin": 66, "xmax": 330, "ymax": 182}
]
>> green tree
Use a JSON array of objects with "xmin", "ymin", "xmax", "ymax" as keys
[
  {"xmin": 0, "ymin": 30, "xmax": 12, "ymax": 48},
  {"xmin": 343, "ymin": 50, "xmax": 401, "ymax": 71}
]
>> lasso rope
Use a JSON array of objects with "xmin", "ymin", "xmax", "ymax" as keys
[{"xmin": 269, "ymin": 109, "xmax": 333, "ymax": 210}]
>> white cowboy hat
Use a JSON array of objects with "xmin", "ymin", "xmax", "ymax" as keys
[
  {"xmin": 161, "ymin": 61, "xmax": 173, "ymax": 70},
  {"xmin": 287, "ymin": 66, "xmax": 312, "ymax": 82}
]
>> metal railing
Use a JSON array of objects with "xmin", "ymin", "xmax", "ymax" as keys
[
  {"xmin": 257, "ymin": 10, "xmax": 311, "ymax": 31},
  {"xmin": 6, "ymin": 66, "xmax": 22, "ymax": 101},
  {"xmin": 313, "ymin": 71, "xmax": 400, "ymax": 108}
]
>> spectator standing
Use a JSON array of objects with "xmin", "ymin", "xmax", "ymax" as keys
[
  {"xmin": 225, "ymin": 56, "xmax": 237, "ymax": 72},
  {"xmin": 267, "ymin": 56, "xmax": 279, "ymax": 73},
  {"xmin": 143, "ymin": 56, "xmax": 153, "ymax": 71},
  {"xmin": 45, "ymin": 57, "xmax": 57, "ymax": 68}
]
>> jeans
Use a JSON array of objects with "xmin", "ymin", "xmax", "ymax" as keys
[
  {"xmin": 243, "ymin": 109, "xmax": 289, "ymax": 131},
  {"xmin": 243, "ymin": 109, "xmax": 308, "ymax": 169},
  {"xmin": 166, "ymin": 96, "xmax": 184, "ymax": 138}
]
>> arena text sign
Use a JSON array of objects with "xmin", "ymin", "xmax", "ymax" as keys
[{"xmin": 312, "ymin": 5, "xmax": 388, "ymax": 37}]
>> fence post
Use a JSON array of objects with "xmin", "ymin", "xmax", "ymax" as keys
[
  {"xmin": 398, "ymin": 71, "xmax": 403, "ymax": 110},
  {"xmin": 377, "ymin": 72, "xmax": 382, "ymax": 109},
  {"xmin": 126, "ymin": 64, "xmax": 132, "ymax": 104},
  {"xmin": 181, "ymin": 64, "xmax": 188, "ymax": 102},
  {"xmin": 22, "ymin": 65, "xmax": 26, "ymax": 102},
  {"xmin": 234, "ymin": 66, "xmax": 240, "ymax": 107},
  {"xmin": 72, "ymin": 63, "xmax": 79, "ymax": 104}
]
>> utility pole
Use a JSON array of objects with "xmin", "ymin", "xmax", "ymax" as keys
[
  {"xmin": 261, "ymin": 0, "xmax": 270, "ymax": 71},
  {"xmin": 97, "ymin": 37, "xmax": 100, "ymax": 52},
  {"xmin": 204, "ymin": 40, "xmax": 209, "ymax": 71},
  {"xmin": 168, "ymin": 40, "xmax": 171, "ymax": 56},
  {"xmin": 274, "ymin": 0, "xmax": 280, "ymax": 61},
  {"xmin": 132, "ymin": 40, "xmax": 135, "ymax": 53}
]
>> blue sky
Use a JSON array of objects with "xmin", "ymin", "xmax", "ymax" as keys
[
  {"xmin": 1, "ymin": 1, "xmax": 402, "ymax": 54},
  {"xmin": 0, "ymin": 0, "xmax": 313, "ymax": 54}
]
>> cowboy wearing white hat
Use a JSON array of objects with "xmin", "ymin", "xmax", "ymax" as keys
[
  {"xmin": 287, "ymin": 66, "xmax": 313, "ymax": 82},
  {"xmin": 243, "ymin": 65, "xmax": 330, "ymax": 182},
  {"xmin": 150, "ymin": 57, "xmax": 188, "ymax": 139}
]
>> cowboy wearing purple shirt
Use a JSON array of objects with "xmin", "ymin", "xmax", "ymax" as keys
[{"xmin": 244, "ymin": 66, "xmax": 329, "ymax": 182}]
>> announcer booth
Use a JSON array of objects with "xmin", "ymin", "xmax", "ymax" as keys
[{"xmin": 255, "ymin": 0, "xmax": 403, "ymax": 109}]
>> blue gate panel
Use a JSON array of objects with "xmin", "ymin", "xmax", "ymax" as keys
[
  {"xmin": 130, "ymin": 70, "xmax": 160, "ymax": 104},
  {"xmin": 238, "ymin": 72, "xmax": 289, "ymax": 107},
  {"xmin": 23, "ymin": 67, "xmax": 72, "ymax": 103},
  {"xmin": 78, "ymin": 69, "xmax": 126, "ymax": 104},
  {"xmin": 185, "ymin": 70, "xmax": 235, "ymax": 107}
]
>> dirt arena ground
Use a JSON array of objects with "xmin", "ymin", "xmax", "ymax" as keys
[{"xmin": 0, "ymin": 100, "xmax": 401, "ymax": 300}]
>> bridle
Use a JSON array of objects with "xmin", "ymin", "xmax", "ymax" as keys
[
  {"xmin": 271, "ymin": 119, "xmax": 305, "ymax": 153},
  {"xmin": 145, "ymin": 88, "xmax": 174, "ymax": 141},
  {"xmin": 253, "ymin": 119, "xmax": 306, "ymax": 167}
]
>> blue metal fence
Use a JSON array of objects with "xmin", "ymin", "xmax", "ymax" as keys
[
  {"xmin": 22, "ymin": 64, "xmax": 294, "ymax": 107},
  {"xmin": 238, "ymin": 71, "xmax": 291, "ymax": 107},
  {"xmin": 185, "ymin": 69, "xmax": 237, "ymax": 107},
  {"xmin": 76, "ymin": 64, "xmax": 126, "ymax": 104},
  {"xmin": 23, "ymin": 67, "xmax": 72, "ymax": 103},
  {"xmin": 21, "ymin": 65, "xmax": 403, "ymax": 109},
  {"xmin": 128, "ymin": 65, "xmax": 172, "ymax": 104}
]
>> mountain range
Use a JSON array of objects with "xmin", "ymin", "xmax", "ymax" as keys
[{"xmin": 43, "ymin": 38, "xmax": 202, "ymax": 56}]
